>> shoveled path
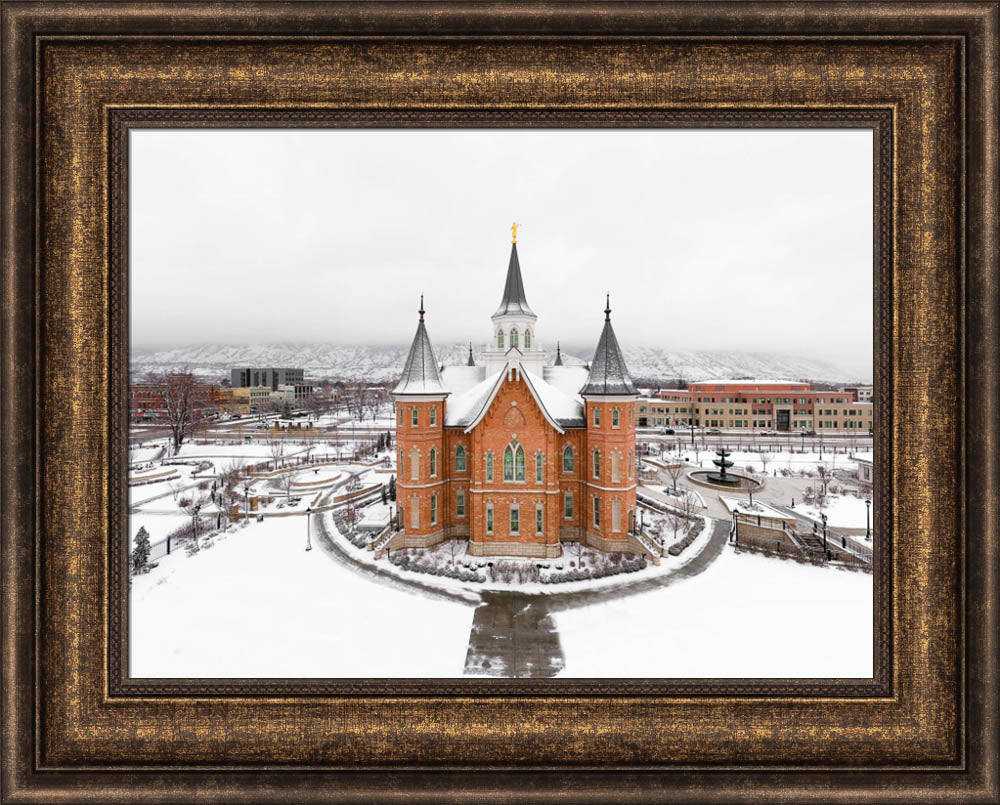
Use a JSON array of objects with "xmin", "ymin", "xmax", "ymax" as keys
[{"xmin": 313, "ymin": 509, "xmax": 731, "ymax": 678}]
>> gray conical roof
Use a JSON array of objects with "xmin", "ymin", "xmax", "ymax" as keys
[
  {"xmin": 492, "ymin": 243, "xmax": 535, "ymax": 317},
  {"xmin": 393, "ymin": 304, "xmax": 448, "ymax": 396},
  {"xmin": 580, "ymin": 299, "xmax": 638, "ymax": 396},
  {"xmin": 554, "ymin": 342, "xmax": 563, "ymax": 366},
  {"xmin": 467, "ymin": 343, "xmax": 475, "ymax": 366}
]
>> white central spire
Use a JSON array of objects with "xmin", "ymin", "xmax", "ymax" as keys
[{"xmin": 483, "ymin": 229, "xmax": 545, "ymax": 375}]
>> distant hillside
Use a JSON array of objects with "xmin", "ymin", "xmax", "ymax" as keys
[{"xmin": 130, "ymin": 342, "xmax": 870, "ymax": 386}]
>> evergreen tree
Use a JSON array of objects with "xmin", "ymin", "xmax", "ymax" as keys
[
  {"xmin": 281, "ymin": 399, "xmax": 292, "ymax": 419},
  {"xmin": 381, "ymin": 484, "xmax": 388, "ymax": 504},
  {"xmin": 388, "ymin": 474, "xmax": 396, "ymax": 502},
  {"xmin": 131, "ymin": 526, "xmax": 151, "ymax": 575}
]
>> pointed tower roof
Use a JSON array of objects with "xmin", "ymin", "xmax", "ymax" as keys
[
  {"xmin": 554, "ymin": 341, "xmax": 563, "ymax": 366},
  {"xmin": 492, "ymin": 243, "xmax": 535, "ymax": 318},
  {"xmin": 393, "ymin": 296, "xmax": 448, "ymax": 396},
  {"xmin": 467, "ymin": 343, "xmax": 475, "ymax": 366},
  {"xmin": 580, "ymin": 296, "xmax": 638, "ymax": 396}
]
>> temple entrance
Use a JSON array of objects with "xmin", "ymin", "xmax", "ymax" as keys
[{"xmin": 776, "ymin": 409, "xmax": 791, "ymax": 431}]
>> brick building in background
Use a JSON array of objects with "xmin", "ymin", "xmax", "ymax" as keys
[
  {"xmin": 393, "ymin": 232, "xmax": 639, "ymax": 558},
  {"xmin": 638, "ymin": 380, "xmax": 873, "ymax": 432}
]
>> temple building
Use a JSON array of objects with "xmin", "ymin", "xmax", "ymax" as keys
[{"xmin": 392, "ymin": 227, "xmax": 640, "ymax": 558}]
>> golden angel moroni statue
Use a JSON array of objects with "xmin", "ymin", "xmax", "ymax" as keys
[{"xmin": 511, "ymin": 221, "xmax": 520, "ymax": 243}]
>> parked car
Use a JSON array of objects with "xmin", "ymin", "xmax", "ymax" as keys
[{"xmin": 661, "ymin": 428, "xmax": 675, "ymax": 435}]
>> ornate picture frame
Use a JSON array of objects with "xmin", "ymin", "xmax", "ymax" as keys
[{"xmin": 2, "ymin": 2, "xmax": 996, "ymax": 802}]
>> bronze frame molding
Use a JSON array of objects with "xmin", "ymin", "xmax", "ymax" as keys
[{"xmin": 2, "ymin": 2, "xmax": 998, "ymax": 803}]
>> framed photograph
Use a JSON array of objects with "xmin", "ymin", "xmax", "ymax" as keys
[{"xmin": 2, "ymin": 2, "xmax": 997, "ymax": 803}]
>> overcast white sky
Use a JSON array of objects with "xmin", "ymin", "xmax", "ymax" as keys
[{"xmin": 131, "ymin": 128, "xmax": 873, "ymax": 374}]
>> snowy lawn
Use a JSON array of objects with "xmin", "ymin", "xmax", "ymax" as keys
[
  {"xmin": 673, "ymin": 449, "xmax": 861, "ymax": 475},
  {"xmin": 800, "ymin": 494, "xmax": 874, "ymax": 530},
  {"xmin": 555, "ymin": 546, "xmax": 873, "ymax": 678},
  {"xmin": 129, "ymin": 515, "xmax": 474, "ymax": 677}
]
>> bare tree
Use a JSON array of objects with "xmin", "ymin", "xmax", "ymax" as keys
[
  {"xmin": 445, "ymin": 539, "xmax": 463, "ymax": 566},
  {"xmin": 759, "ymin": 451, "xmax": 772, "ymax": 475},
  {"xmin": 146, "ymin": 368, "xmax": 212, "ymax": 454},
  {"xmin": 815, "ymin": 463, "xmax": 832, "ymax": 498},
  {"xmin": 664, "ymin": 457, "xmax": 684, "ymax": 493},
  {"xmin": 280, "ymin": 471, "xmax": 298, "ymax": 501},
  {"xmin": 182, "ymin": 493, "xmax": 209, "ymax": 550},
  {"xmin": 666, "ymin": 512, "xmax": 684, "ymax": 545},
  {"xmin": 268, "ymin": 437, "xmax": 286, "ymax": 470},
  {"xmin": 680, "ymin": 489, "xmax": 698, "ymax": 523}
]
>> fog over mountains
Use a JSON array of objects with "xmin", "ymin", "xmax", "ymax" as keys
[{"xmin": 130, "ymin": 342, "xmax": 872, "ymax": 386}]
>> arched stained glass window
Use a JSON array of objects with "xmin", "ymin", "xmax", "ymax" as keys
[
  {"xmin": 510, "ymin": 329, "xmax": 519, "ymax": 349},
  {"xmin": 503, "ymin": 445, "xmax": 514, "ymax": 481},
  {"xmin": 593, "ymin": 449, "xmax": 601, "ymax": 479},
  {"xmin": 515, "ymin": 445, "xmax": 525, "ymax": 481},
  {"xmin": 429, "ymin": 448, "xmax": 437, "ymax": 477},
  {"xmin": 485, "ymin": 452, "xmax": 494, "ymax": 482},
  {"xmin": 524, "ymin": 330, "xmax": 532, "ymax": 349},
  {"xmin": 455, "ymin": 445, "xmax": 466, "ymax": 472},
  {"xmin": 497, "ymin": 330, "xmax": 504, "ymax": 349},
  {"xmin": 562, "ymin": 446, "xmax": 574, "ymax": 472}
]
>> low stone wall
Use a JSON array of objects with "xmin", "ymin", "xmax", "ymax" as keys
[{"xmin": 467, "ymin": 539, "xmax": 562, "ymax": 559}]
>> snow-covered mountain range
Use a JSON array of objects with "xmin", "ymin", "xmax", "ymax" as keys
[{"xmin": 131, "ymin": 342, "xmax": 871, "ymax": 385}]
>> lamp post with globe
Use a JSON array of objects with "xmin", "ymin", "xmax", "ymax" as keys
[{"xmin": 865, "ymin": 498, "xmax": 872, "ymax": 541}]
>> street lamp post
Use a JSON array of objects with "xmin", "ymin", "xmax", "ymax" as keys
[
  {"xmin": 243, "ymin": 482, "xmax": 251, "ymax": 521},
  {"xmin": 192, "ymin": 502, "xmax": 201, "ymax": 548},
  {"xmin": 820, "ymin": 512, "xmax": 828, "ymax": 559},
  {"xmin": 865, "ymin": 498, "xmax": 872, "ymax": 541},
  {"xmin": 305, "ymin": 506, "xmax": 312, "ymax": 551},
  {"xmin": 731, "ymin": 508, "xmax": 738, "ymax": 543}
]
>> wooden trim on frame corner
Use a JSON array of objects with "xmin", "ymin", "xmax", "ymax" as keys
[{"xmin": 1, "ymin": 2, "xmax": 996, "ymax": 803}]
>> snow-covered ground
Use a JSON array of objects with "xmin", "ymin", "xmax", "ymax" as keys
[
  {"xmin": 800, "ymin": 494, "xmax": 873, "ymax": 530},
  {"xmin": 555, "ymin": 547, "xmax": 873, "ymax": 678},
  {"xmin": 130, "ymin": 515, "xmax": 472, "ymax": 677},
  {"xmin": 129, "ymin": 506, "xmax": 872, "ymax": 678}
]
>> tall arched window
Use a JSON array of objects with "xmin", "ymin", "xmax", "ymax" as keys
[
  {"xmin": 592, "ymin": 449, "xmax": 601, "ymax": 479},
  {"xmin": 497, "ymin": 330, "xmax": 504, "ymax": 349},
  {"xmin": 455, "ymin": 445, "xmax": 466, "ymax": 472},
  {"xmin": 429, "ymin": 448, "xmax": 437, "ymax": 477},
  {"xmin": 562, "ymin": 446, "xmax": 574, "ymax": 473},
  {"xmin": 535, "ymin": 451, "xmax": 543, "ymax": 483},
  {"xmin": 510, "ymin": 328, "xmax": 519, "ymax": 349},
  {"xmin": 504, "ymin": 442, "xmax": 525, "ymax": 481},
  {"xmin": 485, "ymin": 452, "xmax": 494, "ymax": 482},
  {"xmin": 524, "ymin": 329, "xmax": 532, "ymax": 349}
]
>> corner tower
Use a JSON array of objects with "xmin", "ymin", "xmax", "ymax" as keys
[
  {"xmin": 483, "ymin": 224, "xmax": 546, "ymax": 376},
  {"xmin": 581, "ymin": 296, "xmax": 640, "ymax": 551},
  {"xmin": 393, "ymin": 297, "xmax": 449, "ymax": 549}
]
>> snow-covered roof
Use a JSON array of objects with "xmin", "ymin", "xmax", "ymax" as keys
[
  {"xmin": 441, "ymin": 361, "xmax": 586, "ymax": 432},
  {"xmin": 393, "ymin": 317, "xmax": 448, "ymax": 396},
  {"xmin": 440, "ymin": 365, "xmax": 487, "ymax": 397}
]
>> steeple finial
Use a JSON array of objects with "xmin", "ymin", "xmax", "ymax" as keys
[
  {"xmin": 419, "ymin": 294, "xmax": 425, "ymax": 322},
  {"xmin": 604, "ymin": 294, "xmax": 611, "ymax": 321},
  {"xmin": 511, "ymin": 221, "xmax": 519, "ymax": 243},
  {"xmin": 554, "ymin": 341, "xmax": 563, "ymax": 366},
  {"xmin": 467, "ymin": 342, "xmax": 475, "ymax": 366}
]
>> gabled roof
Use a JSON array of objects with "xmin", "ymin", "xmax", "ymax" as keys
[
  {"xmin": 444, "ymin": 361, "xmax": 584, "ymax": 433},
  {"xmin": 580, "ymin": 298, "xmax": 639, "ymax": 397},
  {"xmin": 393, "ymin": 303, "xmax": 448, "ymax": 396},
  {"xmin": 492, "ymin": 243, "xmax": 535, "ymax": 318}
]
